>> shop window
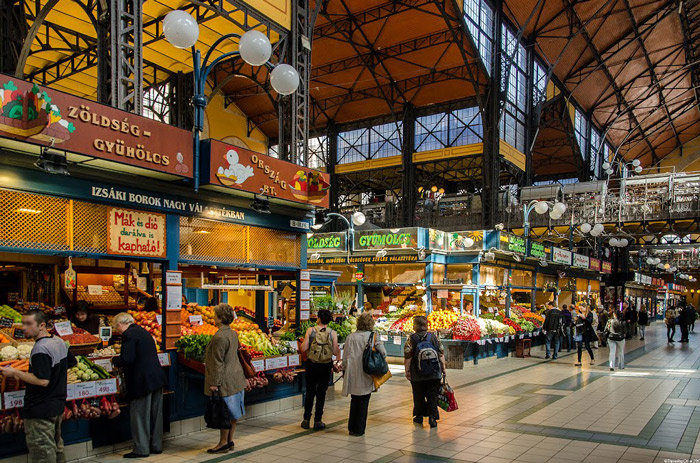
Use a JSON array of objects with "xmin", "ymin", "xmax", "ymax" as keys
[
  {"xmin": 432, "ymin": 264, "xmax": 445, "ymax": 284},
  {"xmin": 479, "ymin": 265, "xmax": 505, "ymax": 286},
  {"xmin": 179, "ymin": 217, "xmax": 301, "ymax": 267},
  {"xmin": 536, "ymin": 273, "xmax": 557, "ymax": 288},
  {"xmin": 446, "ymin": 264, "xmax": 473, "ymax": 284},
  {"xmin": 364, "ymin": 264, "xmax": 425, "ymax": 285},
  {"xmin": 0, "ymin": 190, "xmax": 70, "ymax": 252},
  {"xmin": 511, "ymin": 269, "xmax": 533, "ymax": 287}
]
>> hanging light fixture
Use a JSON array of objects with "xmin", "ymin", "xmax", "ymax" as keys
[{"xmin": 580, "ymin": 223, "xmax": 592, "ymax": 234}]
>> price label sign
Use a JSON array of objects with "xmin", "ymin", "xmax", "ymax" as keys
[
  {"xmin": 300, "ymin": 270, "xmax": 310, "ymax": 281},
  {"xmin": 300, "ymin": 310, "xmax": 310, "ymax": 320},
  {"xmin": 299, "ymin": 300, "xmax": 310, "ymax": 311},
  {"xmin": 300, "ymin": 280, "xmax": 310, "ymax": 291},
  {"xmin": 165, "ymin": 271, "xmax": 182, "ymax": 285},
  {"xmin": 95, "ymin": 378, "xmax": 118, "ymax": 396},
  {"xmin": 251, "ymin": 359, "xmax": 265, "ymax": 372},
  {"xmin": 54, "ymin": 306, "xmax": 66, "ymax": 316},
  {"xmin": 265, "ymin": 357, "xmax": 287, "ymax": 370},
  {"xmin": 437, "ymin": 290, "xmax": 449, "ymax": 299},
  {"xmin": 393, "ymin": 336, "xmax": 402, "ymax": 345},
  {"xmin": 93, "ymin": 358, "xmax": 113, "ymax": 372},
  {"xmin": 300, "ymin": 290, "xmax": 310, "ymax": 301},
  {"xmin": 87, "ymin": 285, "xmax": 104, "ymax": 295},
  {"xmin": 188, "ymin": 315, "xmax": 203, "ymax": 326},
  {"xmin": 0, "ymin": 317, "xmax": 13, "ymax": 328},
  {"xmin": 156, "ymin": 314, "xmax": 162, "ymax": 325},
  {"xmin": 75, "ymin": 382, "xmax": 96, "ymax": 399},
  {"xmin": 4, "ymin": 390, "xmax": 25, "ymax": 409},
  {"xmin": 380, "ymin": 334, "xmax": 389, "ymax": 342},
  {"xmin": 54, "ymin": 321, "xmax": 74, "ymax": 337},
  {"xmin": 157, "ymin": 353, "xmax": 171, "ymax": 367},
  {"xmin": 288, "ymin": 354, "xmax": 300, "ymax": 367},
  {"xmin": 28, "ymin": 304, "xmax": 39, "ymax": 310}
]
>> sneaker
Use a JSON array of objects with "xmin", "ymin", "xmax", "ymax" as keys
[
  {"xmin": 610, "ymin": 368, "xmax": 614, "ymax": 371},
  {"xmin": 301, "ymin": 420, "xmax": 310, "ymax": 429},
  {"xmin": 590, "ymin": 360, "xmax": 595, "ymax": 365},
  {"xmin": 313, "ymin": 421, "xmax": 326, "ymax": 431},
  {"xmin": 545, "ymin": 355, "xmax": 550, "ymax": 359},
  {"xmin": 574, "ymin": 363, "xmax": 582, "ymax": 366}
]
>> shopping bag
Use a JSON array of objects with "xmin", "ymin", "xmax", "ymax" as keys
[
  {"xmin": 437, "ymin": 376, "xmax": 458, "ymax": 412},
  {"xmin": 372, "ymin": 370, "xmax": 392, "ymax": 390},
  {"xmin": 204, "ymin": 391, "xmax": 232, "ymax": 429}
]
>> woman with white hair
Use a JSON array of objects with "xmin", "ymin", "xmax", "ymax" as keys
[{"xmin": 112, "ymin": 311, "xmax": 167, "ymax": 459}]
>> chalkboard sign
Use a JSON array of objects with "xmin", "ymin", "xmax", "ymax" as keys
[
  {"xmin": 0, "ymin": 317, "xmax": 13, "ymax": 328},
  {"xmin": 13, "ymin": 329, "xmax": 25, "ymax": 340}
]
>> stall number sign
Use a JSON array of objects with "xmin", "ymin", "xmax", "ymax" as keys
[
  {"xmin": 67, "ymin": 382, "xmax": 96, "ymax": 400},
  {"xmin": 0, "ymin": 317, "xmax": 13, "ymax": 328},
  {"xmin": 54, "ymin": 321, "xmax": 74, "ymax": 337},
  {"xmin": 188, "ymin": 315, "xmax": 203, "ymax": 326},
  {"xmin": 4, "ymin": 390, "xmax": 25, "ymax": 409},
  {"xmin": 95, "ymin": 378, "xmax": 118, "ymax": 396}
]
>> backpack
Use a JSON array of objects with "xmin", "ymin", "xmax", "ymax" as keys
[
  {"xmin": 307, "ymin": 326, "xmax": 334, "ymax": 364},
  {"xmin": 413, "ymin": 332, "xmax": 441, "ymax": 378}
]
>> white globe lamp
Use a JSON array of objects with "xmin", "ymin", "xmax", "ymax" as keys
[
  {"xmin": 602, "ymin": 162, "xmax": 610, "ymax": 170},
  {"xmin": 351, "ymin": 211, "xmax": 366, "ymax": 227},
  {"xmin": 592, "ymin": 223, "xmax": 604, "ymax": 236},
  {"xmin": 163, "ymin": 10, "xmax": 200, "ymax": 49},
  {"xmin": 609, "ymin": 238, "xmax": 619, "ymax": 247},
  {"xmin": 270, "ymin": 64, "xmax": 300, "ymax": 95},
  {"xmin": 534, "ymin": 201, "xmax": 549, "ymax": 214},
  {"xmin": 634, "ymin": 166, "xmax": 643, "ymax": 174},
  {"xmin": 549, "ymin": 211, "xmax": 561, "ymax": 220},
  {"xmin": 580, "ymin": 223, "xmax": 592, "ymax": 234},
  {"xmin": 619, "ymin": 238, "xmax": 628, "ymax": 247},
  {"xmin": 632, "ymin": 159, "xmax": 641, "ymax": 167},
  {"xmin": 239, "ymin": 30, "xmax": 272, "ymax": 66},
  {"xmin": 553, "ymin": 202, "xmax": 567, "ymax": 215},
  {"xmin": 606, "ymin": 169, "xmax": 614, "ymax": 175}
]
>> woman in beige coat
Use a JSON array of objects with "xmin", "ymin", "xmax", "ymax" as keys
[
  {"xmin": 342, "ymin": 313, "xmax": 386, "ymax": 436},
  {"xmin": 204, "ymin": 304, "xmax": 247, "ymax": 453}
]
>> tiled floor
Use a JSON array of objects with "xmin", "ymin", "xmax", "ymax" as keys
[{"xmin": 77, "ymin": 323, "xmax": 700, "ymax": 462}]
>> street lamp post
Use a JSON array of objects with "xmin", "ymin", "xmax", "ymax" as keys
[
  {"xmin": 522, "ymin": 200, "xmax": 567, "ymax": 238},
  {"xmin": 163, "ymin": 10, "xmax": 300, "ymax": 192},
  {"xmin": 312, "ymin": 211, "xmax": 366, "ymax": 258}
]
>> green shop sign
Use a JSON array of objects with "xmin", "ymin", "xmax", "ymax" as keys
[
  {"xmin": 306, "ymin": 232, "xmax": 347, "ymax": 251},
  {"xmin": 354, "ymin": 228, "xmax": 418, "ymax": 250},
  {"xmin": 500, "ymin": 233, "xmax": 526, "ymax": 254},
  {"xmin": 529, "ymin": 241, "xmax": 547, "ymax": 259}
]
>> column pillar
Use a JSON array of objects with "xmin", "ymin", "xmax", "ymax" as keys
[{"xmin": 401, "ymin": 104, "xmax": 417, "ymax": 226}]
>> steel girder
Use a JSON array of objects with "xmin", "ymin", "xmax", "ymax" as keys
[
  {"xmin": 680, "ymin": 0, "xmax": 700, "ymax": 115},
  {"xmin": 0, "ymin": 1, "xmax": 25, "ymax": 74},
  {"xmin": 110, "ymin": 0, "xmax": 143, "ymax": 113}
]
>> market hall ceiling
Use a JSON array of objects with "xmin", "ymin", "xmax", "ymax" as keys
[
  {"xmin": 13, "ymin": 0, "xmax": 488, "ymax": 139},
  {"xmin": 504, "ymin": 0, "xmax": 700, "ymax": 166}
]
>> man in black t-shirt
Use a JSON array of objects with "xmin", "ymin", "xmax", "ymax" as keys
[{"xmin": 0, "ymin": 310, "xmax": 76, "ymax": 463}]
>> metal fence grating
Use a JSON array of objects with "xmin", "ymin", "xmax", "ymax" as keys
[
  {"xmin": 0, "ymin": 190, "xmax": 70, "ymax": 251},
  {"xmin": 180, "ymin": 217, "xmax": 301, "ymax": 267},
  {"xmin": 72, "ymin": 202, "xmax": 111, "ymax": 254}
]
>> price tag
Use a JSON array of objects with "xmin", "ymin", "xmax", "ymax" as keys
[
  {"xmin": 13, "ymin": 329, "xmax": 24, "ymax": 340},
  {"xmin": 300, "ymin": 280, "xmax": 310, "ymax": 290},
  {"xmin": 275, "ymin": 356, "xmax": 289, "ymax": 369},
  {"xmin": 299, "ymin": 300, "xmax": 310, "ymax": 311},
  {"xmin": 54, "ymin": 321, "xmax": 74, "ymax": 337},
  {"xmin": 87, "ymin": 285, "xmax": 104, "ymax": 295},
  {"xmin": 393, "ymin": 336, "xmax": 402, "ymax": 345},
  {"xmin": 4, "ymin": 390, "xmax": 25, "ymax": 409},
  {"xmin": 189, "ymin": 315, "xmax": 203, "ymax": 326},
  {"xmin": 7, "ymin": 293, "xmax": 18, "ymax": 303},
  {"xmin": 288, "ymin": 354, "xmax": 300, "ymax": 367},
  {"xmin": 388, "ymin": 306, "xmax": 397, "ymax": 312},
  {"xmin": 300, "ymin": 271, "xmax": 310, "ymax": 281},
  {"xmin": 0, "ymin": 317, "xmax": 13, "ymax": 328},
  {"xmin": 300, "ymin": 290, "xmax": 310, "ymax": 301},
  {"xmin": 437, "ymin": 290, "xmax": 449, "ymax": 299},
  {"xmin": 300, "ymin": 310, "xmax": 310, "ymax": 320},
  {"xmin": 505, "ymin": 336, "xmax": 510, "ymax": 342},
  {"xmin": 486, "ymin": 338, "xmax": 492, "ymax": 344},
  {"xmin": 156, "ymin": 314, "xmax": 162, "ymax": 325},
  {"xmin": 75, "ymin": 382, "xmax": 96, "ymax": 399},
  {"xmin": 93, "ymin": 358, "xmax": 113, "ymax": 372},
  {"xmin": 157, "ymin": 352, "xmax": 171, "ymax": 367},
  {"xmin": 54, "ymin": 306, "xmax": 66, "ymax": 316},
  {"xmin": 519, "ymin": 334, "xmax": 524, "ymax": 339},
  {"xmin": 95, "ymin": 378, "xmax": 118, "ymax": 396},
  {"xmin": 380, "ymin": 334, "xmax": 389, "ymax": 342},
  {"xmin": 251, "ymin": 359, "xmax": 265, "ymax": 372}
]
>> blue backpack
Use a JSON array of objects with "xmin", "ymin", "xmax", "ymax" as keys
[{"xmin": 413, "ymin": 333, "xmax": 441, "ymax": 378}]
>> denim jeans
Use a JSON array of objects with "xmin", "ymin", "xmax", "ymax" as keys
[
  {"xmin": 559, "ymin": 326, "xmax": 573, "ymax": 352},
  {"xmin": 639, "ymin": 325, "xmax": 645, "ymax": 338},
  {"xmin": 545, "ymin": 332, "xmax": 560, "ymax": 358},
  {"xmin": 576, "ymin": 339, "xmax": 594, "ymax": 362},
  {"xmin": 608, "ymin": 339, "xmax": 625, "ymax": 369}
]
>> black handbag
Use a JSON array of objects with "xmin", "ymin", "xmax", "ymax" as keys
[
  {"xmin": 204, "ymin": 391, "xmax": 232, "ymax": 429},
  {"xmin": 362, "ymin": 332, "xmax": 388, "ymax": 376}
]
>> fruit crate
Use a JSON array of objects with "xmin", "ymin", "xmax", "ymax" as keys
[{"xmin": 68, "ymin": 341, "xmax": 101, "ymax": 356}]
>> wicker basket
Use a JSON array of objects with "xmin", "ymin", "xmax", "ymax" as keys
[
  {"xmin": 445, "ymin": 344, "xmax": 466, "ymax": 370},
  {"xmin": 69, "ymin": 341, "xmax": 101, "ymax": 356}
]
